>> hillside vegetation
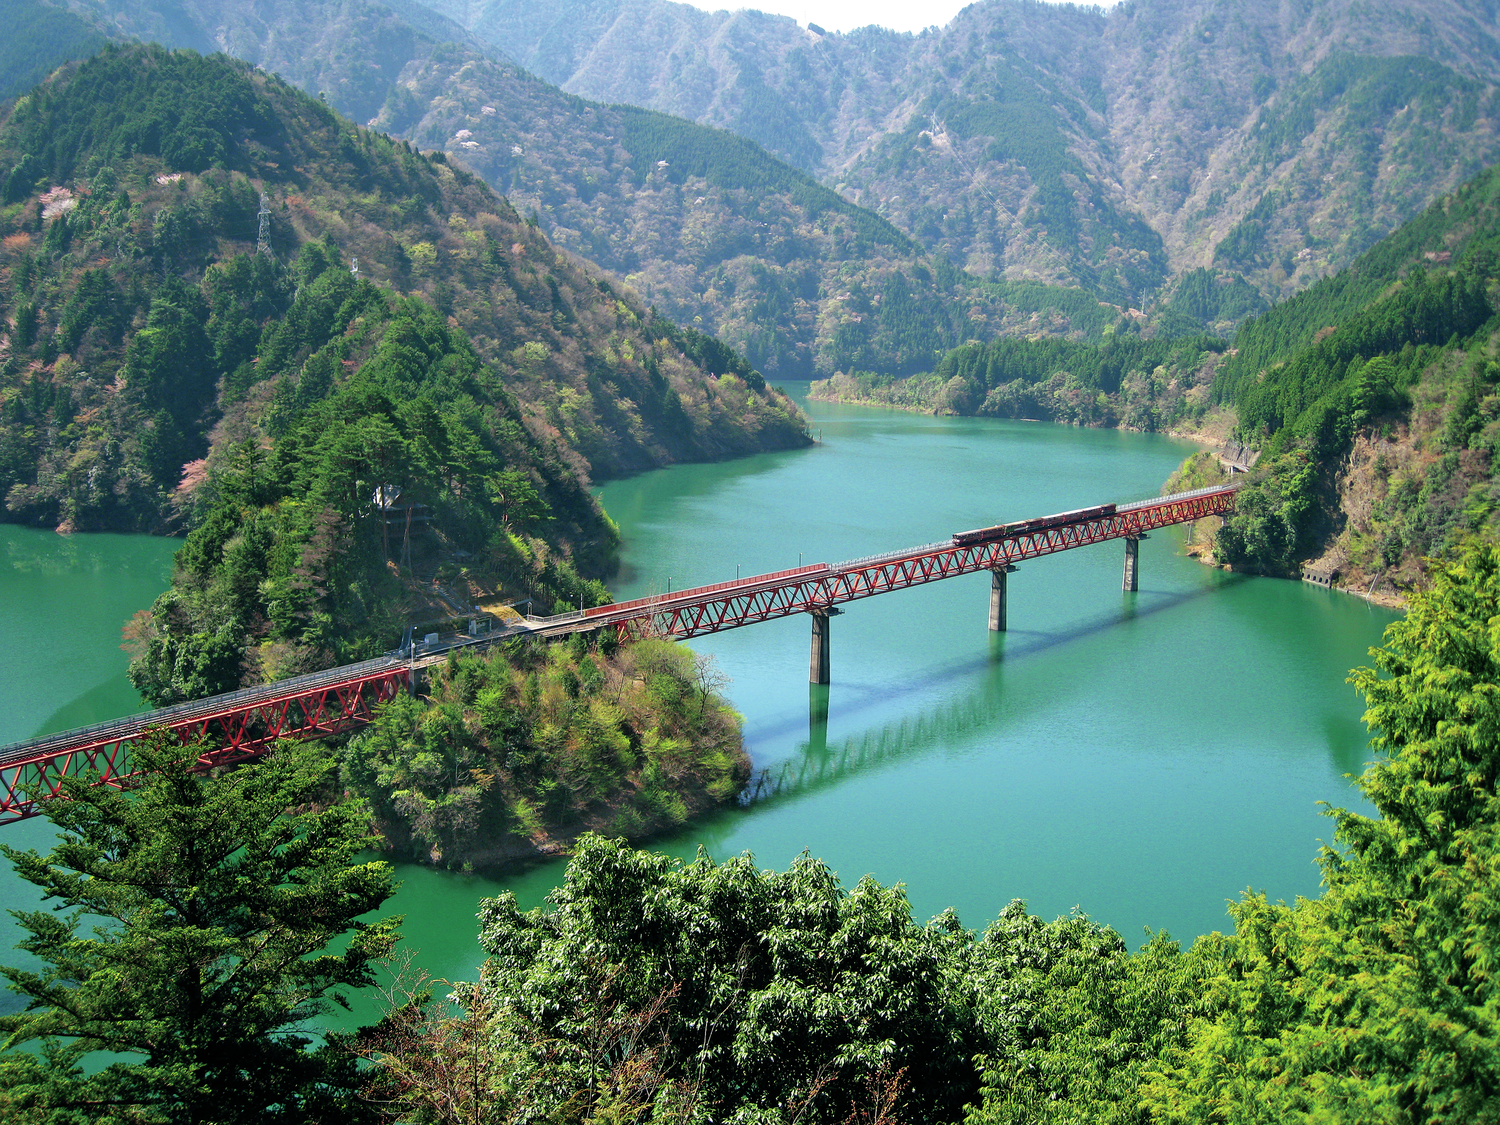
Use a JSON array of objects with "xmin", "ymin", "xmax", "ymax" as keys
[
  {"xmin": 377, "ymin": 44, "xmax": 1086, "ymax": 377},
  {"xmin": 1207, "ymin": 161, "xmax": 1500, "ymax": 587},
  {"xmin": 0, "ymin": 44, "xmax": 808, "ymax": 697},
  {"xmin": 812, "ymin": 331, "xmax": 1227, "ymax": 432},
  {"xmin": 10, "ymin": 0, "xmax": 1148, "ymax": 375},
  {"xmin": 0, "ymin": 44, "xmax": 808, "ymax": 523},
  {"xmin": 342, "ymin": 636, "xmax": 748, "ymax": 870},
  {"xmin": 12, "ymin": 0, "xmax": 1498, "ymax": 357}
]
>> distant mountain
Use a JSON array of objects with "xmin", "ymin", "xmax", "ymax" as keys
[
  {"xmin": 31, "ymin": 0, "xmax": 485, "ymax": 125},
  {"xmin": 0, "ymin": 0, "xmax": 110, "ymax": 100},
  {"xmin": 34, "ymin": 0, "xmax": 1496, "ymax": 356},
  {"xmin": 372, "ymin": 44, "xmax": 1090, "ymax": 377},
  {"xmin": 431, "ymin": 0, "xmax": 1500, "ymax": 307},
  {"xmin": 27, "ymin": 0, "xmax": 1118, "ymax": 376}
]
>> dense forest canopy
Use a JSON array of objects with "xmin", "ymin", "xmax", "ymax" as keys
[{"xmin": 341, "ymin": 636, "xmax": 749, "ymax": 869}]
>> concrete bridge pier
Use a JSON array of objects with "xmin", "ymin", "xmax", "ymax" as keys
[
  {"xmin": 1123, "ymin": 534, "xmax": 1148, "ymax": 592},
  {"xmin": 988, "ymin": 565, "xmax": 1019, "ymax": 631},
  {"xmin": 808, "ymin": 607, "xmax": 842, "ymax": 684}
]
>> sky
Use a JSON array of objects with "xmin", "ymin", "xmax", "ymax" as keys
[{"xmin": 692, "ymin": 0, "xmax": 1118, "ymax": 35}]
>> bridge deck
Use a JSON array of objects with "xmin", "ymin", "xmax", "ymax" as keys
[{"xmin": 0, "ymin": 483, "xmax": 1240, "ymax": 821}]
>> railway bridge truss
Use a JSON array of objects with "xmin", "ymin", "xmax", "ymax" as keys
[{"xmin": 0, "ymin": 483, "xmax": 1239, "ymax": 823}]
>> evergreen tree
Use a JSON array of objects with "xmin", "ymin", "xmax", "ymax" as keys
[
  {"xmin": 1142, "ymin": 540, "xmax": 1500, "ymax": 1121},
  {"xmin": 0, "ymin": 735, "xmax": 400, "ymax": 1124}
]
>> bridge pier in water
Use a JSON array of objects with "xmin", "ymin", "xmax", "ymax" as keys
[
  {"xmin": 988, "ymin": 565, "xmax": 1018, "ymax": 631},
  {"xmin": 0, "ymin": 484, "xmax": 1249, "ymax": 825},
  {"xmin": 1123, "ymin": 534, "xmax": 1148, "ymax": 592},
  {"xmin": 808, "ymin": 608, "xmax": 841, "ymax": 685}
]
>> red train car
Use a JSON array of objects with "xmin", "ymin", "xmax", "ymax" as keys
[{"xmin": 951, "ymin": 503, "xmax": 1116, "ymax": 547}]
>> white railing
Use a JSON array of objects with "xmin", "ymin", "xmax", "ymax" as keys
[{"xmin": 1115, "ymin": 480, "xmax": 1243, "ymax": 513}]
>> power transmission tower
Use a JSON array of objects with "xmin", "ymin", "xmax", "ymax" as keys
[
  {"xmin": 257, "ymin": 192, "xmax": 272, "ymax": 256},
  {"xmin": 350, "ymin": 257, "xmax": 359, "ymax": 277}
]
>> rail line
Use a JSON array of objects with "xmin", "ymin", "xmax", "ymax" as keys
[{"xmin": 0, "ymin": 483, "xmax": 1240, "ymax": 822}]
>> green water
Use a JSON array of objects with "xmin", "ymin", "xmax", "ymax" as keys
[
  {"xmin": 0, "ymin": 392, "xmax": 1398, "ymax": 1028},
  {"xmin": 0, "ymin": 526, "xmax": 180, "ymax": 1014}
]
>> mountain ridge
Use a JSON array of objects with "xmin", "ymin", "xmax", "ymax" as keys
[{"xmin": 432, "ymin": 0, "xmax": 1500, "ymax": 306}]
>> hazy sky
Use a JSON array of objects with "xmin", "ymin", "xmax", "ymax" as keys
[{"xmin": 697, "ymin": 0, "xmax": 1119, "ymax": 35}]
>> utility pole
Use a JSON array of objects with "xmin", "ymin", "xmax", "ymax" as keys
[{"xmin": 257, "ymin": 192, "xmax": 272, "ymax": 256}]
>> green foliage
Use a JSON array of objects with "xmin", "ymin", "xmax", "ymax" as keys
[
  {"xmin": 1217, "ymin": 162, "xmax": 1500, "ymax": 397},
  {"xmin": 1142, "ymin": 541, "xmax": 1500, "ymax": 1121},
  {"xmin": 1205, "ymin": 161, "xmax": 1500, "ymax": 577},
  {"xmin": 977, "ymin": 278, "xmax": 1121, "ymax": 340},
  {"xmin": 5, "ymin": 44, "xmax": 278, "ymax": 182},
  {"xmin": 814, "ymin": 332, "xmax": 1224, "ymax": 432},
  {"xmin": 1160, "ymin": 268, "xmax": 1267, "ymax": 335},
  {"xmin": 466, "ymin": 835, "xmax": 982, "ymax": 1124},
  {"xmin": 617, "ymin": 105, "xmax": 910, "ymax": 252},
  {"xmin": 341, "ymin": 639, "xmax": 747, "ymax": 868},
  {"xmin": 1231, "ymin": 269, "xmax": 1491, "ymax": 445},
  {"xmin": 0, "ymin": 734, "xmax": 399, "ymax": 1123},
  {"xmin": 1249, "ymin": 54, "xmax": 1482, "ymax": 177},
  {"xmin": 0, "ymin": 44, "xmax": 806, "ymax": 536},
  {"xmin": 863, "ymin": 50, "xmax": 1167, "ymax": 303},
  {"xmin": 381, "ymin": 44, "xmax": 1060, "ymax": 380},
  {"xmin": 966, "ymin": 909, "xmax": 1204, "ymax": 1125},
  {"xmin": 368, "ymin": 836, "xmax": 1207, "ymax": 1125},
  {"xmin": 1163, "ymin": 450, "xmax": 1230, "ymax": 495},
  {"xmin": 127, "ymin": 280, "xmax": 615, "ymax": 704},
  {"xmin": 0, "ymin": 0, "xmax": 110, "ymax": 102},
  {"xmin": 1215, "ymin": 449, "xmax": 1320, "ymax": 576},
  {"xmin": 1211, "ymin": 189, "xmax": 1279, "ymax": 272}
]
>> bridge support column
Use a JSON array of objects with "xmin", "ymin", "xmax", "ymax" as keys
[
  {"xmin": 808, "ymin": 608, "xmax": 840, "ymax": 685},
  {"xmin": 989, "ymin": 565, "xmax": 1018, "ymax": 631},
  {"xmin": 1123, "ymin": 534, "xmax": 1148, "ymax": 592}
]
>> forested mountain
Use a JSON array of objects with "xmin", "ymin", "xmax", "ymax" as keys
[
  {"xmin": 0, "ymin": 45, "xmax": 809, "ymax": 697},
  {"xmin": 431, "ymin": 0, "xmax": 1500, "ymax": 310},
  {"xmin": 370, "ymin": 45, "xmax": 1091, "ymax": 377},
  {"xmin": 1205, "ymin": 161, "xmax": 1500, "ymax": 589},
  {"xmin": 816, "ymin": 158, "xmax": 1500, "ymax": 593},
  {"xmin": 34, "ymin": 0, "xmax": 488, "ymax": 127},
  {"xmin": 0, "ymin": 0, "xmax": 109, "ymax": 100},
  {"xmin": 14, "ymin": 0, "xmax": 1496, "ymax": 347},
  {"xmin": 16, "ymin": 0, "xmax": 1125, "ymax": 375}
]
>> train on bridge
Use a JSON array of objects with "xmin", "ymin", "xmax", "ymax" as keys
[
  {"xmin": 0, "ymin": 483, "xmax": 1242, "ymax": 824},
  {"xmin": 951, "ymin": 504, "xmax": 1118, "ymax": 547}
]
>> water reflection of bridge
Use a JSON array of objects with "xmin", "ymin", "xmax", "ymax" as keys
[{"xmin": 741, "ymin": 573, "xmax": 1248, "ymax": 809}]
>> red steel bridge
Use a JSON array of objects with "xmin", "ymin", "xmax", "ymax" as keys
[{"xmin": 0, "ymin": 483, "xmax": 1239, "ymax": 823}]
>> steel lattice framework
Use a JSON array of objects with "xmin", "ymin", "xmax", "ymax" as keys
[
  {"xmin": 0, "ymin": 484, "xmax": 1237, "ymax": 823},
  {"xmin": 0, "ymin": 667, "xmax": 407, "ymax": 822},
  {"xmin": 576, "ymin": 485, "xmax": 1240, "ymax": 641}
]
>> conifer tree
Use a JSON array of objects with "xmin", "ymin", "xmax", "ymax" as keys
[{"xmin": 0, "ymin": 735, "xmax": 400, "ymax": 1124}]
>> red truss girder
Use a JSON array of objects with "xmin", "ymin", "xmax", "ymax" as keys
[
  {"xmin": 0, "ymin": 668, "xmax": 406, "ymax": 822},
  {"xmin": 1, "ymin": 486, "xmax": 1237, "ymax": 824},
  {"xmin": 600, "ymin": 489, "xmax": 1237, "ymax": 642}
]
